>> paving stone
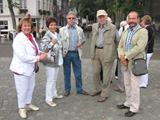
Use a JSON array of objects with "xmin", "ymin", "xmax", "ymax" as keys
[{"xmin": 0, "ymin": 36, "xmax": 160, "ymax": 119}]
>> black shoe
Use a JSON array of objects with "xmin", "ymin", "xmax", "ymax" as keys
[
  {"xmin": 125, "ymin": 111, "xmax": 137, "ymax": 117},
  {"xmin": 77, "ymin": 90, "xmax": 89, "ymax": 95},
  {"xmin": 64, "ymin": 91, "xmax": 70, "ymax": 96},
  {"xmin": 117, "ymin": 104, "xmax": 129, "ymax": 109}
]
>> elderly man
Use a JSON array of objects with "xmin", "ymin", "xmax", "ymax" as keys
[
  {"xmin": 59, "ymin": 11, "xmax": 88, "ymax": 96},
  {"xmin": 117, "ymin": 11, "xmax": 148, "ymax": 117},
  {"xmin": 90, "ymin": 9, "xmax": 119, "ymax": 102}
]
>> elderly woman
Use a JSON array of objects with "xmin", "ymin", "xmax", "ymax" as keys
[
  {"xmin": 140, "ymin": 15, "xmax": 155, "ymax": 88},
  {"xmin": 40, "ymin": 17, "xmax": 63, "ymax": 107},
  {"xmin": 10, "ymin": 16, "xmax": 47, "ymax": 119}
]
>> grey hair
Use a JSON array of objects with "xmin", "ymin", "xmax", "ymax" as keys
[{"xmin": 67, "ymin": 11, "xmax": 76, "ymax": 18}]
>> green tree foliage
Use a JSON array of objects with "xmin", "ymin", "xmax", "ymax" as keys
[
  {"xmin": 113, "ymin": 0, "xmax": 151, "ymax": 17},
  {"xmin": 70, "ymin": 0, "xmax": 114, "ymax": 20},
  {"xmin": 70, "ymin": 0, "xmax": 151, "ymax": 21}
]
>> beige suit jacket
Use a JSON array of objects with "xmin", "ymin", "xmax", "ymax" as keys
[{"xmin": 118, "ymin": 25, "xmax": 148, "ymax": 70}]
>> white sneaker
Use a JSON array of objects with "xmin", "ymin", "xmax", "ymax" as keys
[
  {"xmin": 46, "ymin": 101, "xmax": 56, "ymax": 107},
  {"xmin": 53, "ymin": 95, "xmax": 63, "ymax": 99},
  {"xmin": 19, "ymin": 108, "xmax": 27, "ymax": 119},
  {"xmin": 26, "ymin": 104, "xmax": 39, "ymax": 111}
]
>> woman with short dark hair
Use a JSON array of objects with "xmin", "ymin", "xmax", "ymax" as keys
[{"xmin": 40, "ymin": 17, "xmax": 63, "ymax": 107}]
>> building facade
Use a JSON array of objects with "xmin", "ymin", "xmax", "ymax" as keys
[{"xmin": 0, "ymin": 0, "xmax": 69, "ymax": 38}]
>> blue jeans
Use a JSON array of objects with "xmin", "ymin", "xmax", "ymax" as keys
[{"xmin": 63, "ymin": 52, "xmax": 83, "ymax": 93}]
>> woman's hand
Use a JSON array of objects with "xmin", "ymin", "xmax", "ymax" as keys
[
  {"xmin": 51, "ymin": 39, "xmax": 57, "ymax": 45},
  {"xmin": 39, "ymin": 52, "xmax": 48, "ymax": 60}
]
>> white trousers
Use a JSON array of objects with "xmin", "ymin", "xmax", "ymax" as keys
[
  {"xmin": 124, "ymin": 70, "xmax": 140, "ymax": 112},
  {"xmin": 140, "ymin": 53, "xmax": 153, "ymax": 87},
  {"xmin": 45, "ymin": 66, "xmax": 59, "ymax": 102},
  {"xmin": 14, "ymin": 72, "xmax": 35, "ymax": 108}
]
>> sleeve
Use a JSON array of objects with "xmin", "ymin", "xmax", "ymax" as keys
[
  {"xmin": 118, "ymin": 27, "xmax": 123, "ymax": 38},
  {"xmin": 115, "ymin": 29, "xmax": 120, "ymax": 42},
  {"xmin": 125, "ymin": 29, "xmax": 148, "ymax": 60},
  {"xmin": 13, "ymin": 38, "xmax": 38, "ymax": 64},
  {"xmin": 59, "ymin": 28, "xmax": 67, "ymax": 53},
  {"xmin": 81, "ymin": 32, "xmax": 86, "ymax": 42},
  {"xmin": 39, "ymin": 33, "xmax": 55, "ymax": 52},
  {"xmin": 118, "ymin": 35, "xmax": 125, "ymax": 58}
]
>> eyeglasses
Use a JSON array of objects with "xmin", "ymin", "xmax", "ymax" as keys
[{"xmin": 68, "ymin": 17, "xmax": 75, "ymax": 20}]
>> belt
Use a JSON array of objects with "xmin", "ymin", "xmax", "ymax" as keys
[
  {"xmin": 95, "ymin": 46, "xmax": 103, "ymax": 49},
  {"xmin": 68, "ymin": 51, "xmax": 78, "ymax": 53}
]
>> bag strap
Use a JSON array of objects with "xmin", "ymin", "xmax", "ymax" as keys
[
  {"xmin": 145, "ymin": 26, "xmax": 154, "ymax": 60},
  {"xmin": 147, "ymin": 33, "xmax": 154, "ymax": 45}
]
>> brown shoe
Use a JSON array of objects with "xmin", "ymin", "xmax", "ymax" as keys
[
  {"xmin": 64, "ymin": 91, "xmax": 70, "ymax": 96},
  {"xmin": 77, "ymin": 90, "xmax": 89, "ymax": 95},
  {"xmin": 98, "ymin": 96, "xmax": 107, "ymax": 102},
  {"xmin": 90, "ymin": 91, "xmax": 101, "ymax": 96},
  {"xmin": 114, "ymin": 87, "xmax": 124, "ymax": 93}
]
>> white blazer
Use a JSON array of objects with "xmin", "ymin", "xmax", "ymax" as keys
[{"xmin": 10, "ymin": 32, "xmax": 40, "ymax": 76}]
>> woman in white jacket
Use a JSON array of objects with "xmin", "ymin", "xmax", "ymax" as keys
[{"xmin": 10, "ymin": 16, "xmax": 47, "ymax": 119}]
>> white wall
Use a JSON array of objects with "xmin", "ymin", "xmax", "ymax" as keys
[{"xmin": 0, "ymin": 0, "xmax": 54, "ymax": 37}]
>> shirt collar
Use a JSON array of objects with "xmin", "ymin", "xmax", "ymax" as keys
[
  {"xmin": 145, "ymin": 24, "xmax": 149, "ymax": 28},
  {"xmin": 128, "ymin": 24, "xmax": 139, "ymax": 31},
  {"xmin": 25, "ymin": 34, "xmax": 33, "ymax": 41},
  {"xmin": 67, "ymin": 24, "xmax": 76, "ymax": 29},
  {"xmin": 98, "ymin": 23, "xmax": 107, "ymax": 29}
]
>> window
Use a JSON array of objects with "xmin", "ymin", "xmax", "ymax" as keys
[
  {"xmin": 0, "ymin": 0, "xmax": 3, "ymax": 13},
  {"xmin": 20, "ymin": 0, "xmax": 27, "ymax": 9},
  {"xmin": 0, "ymin": 21, "xmax": 8, "ymax": 34}
]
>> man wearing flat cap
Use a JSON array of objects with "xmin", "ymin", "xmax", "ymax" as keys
[{"xmin": 90, "ymin": 9, "xmax": 119, "ymax": 102}]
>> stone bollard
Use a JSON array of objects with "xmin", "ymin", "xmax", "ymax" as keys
[{"xmin": 1, "ymin": 37, "xmax": 5, "ymax": 44}]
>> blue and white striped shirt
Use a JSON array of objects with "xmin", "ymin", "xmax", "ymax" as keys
[{"xmin": 126, "ymin": 24, "xmax": 139, "ymax": 51}]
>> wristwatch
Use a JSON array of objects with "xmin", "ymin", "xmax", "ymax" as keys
[{"xmin": 125, "ymin": 56, "xmax": 128, "ymax": 61}]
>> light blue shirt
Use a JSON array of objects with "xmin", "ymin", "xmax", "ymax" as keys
[
  {"xmin": 126, "ymin": 24, "xmax": 139, "ymax": 51},
  {"xmin": 67, "ymin": 24, "xmax": 86, "ymax": 51}
]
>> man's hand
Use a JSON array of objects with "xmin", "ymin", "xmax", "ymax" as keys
[
  {"xmin": 120, "ymin": 55, "xmax": 126, "ymax": 63},
  {"xmin": 122, "ymin": 60, "xmax": 128, "ymax": 66},
  {"xmin": 51, "ymin": 39, "xmax": 57, "ymax": 44},
  {"xmin": 63, "ymin": 52, "xmax": 67, "ymax": 58},
  {"xmin": 76, "ymin": 42, "xmax": 82, "ymax": 48}
]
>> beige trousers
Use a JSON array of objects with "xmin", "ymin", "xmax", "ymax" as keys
[
  {"xmin": 124, "ymin": 70, "xmax": 140, "ymax": 112},
  {"xmin": 92, "ymin": 49, "xmax": 114, "ymax": 97}
]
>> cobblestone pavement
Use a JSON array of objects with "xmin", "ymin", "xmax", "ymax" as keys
[
  {"xmin": 0, "ymin": 33, "xmax": 160, "ymax": 120},
  {"xmin": 0, "ymin": 58, "xmax": 160, "ymax": 120}
]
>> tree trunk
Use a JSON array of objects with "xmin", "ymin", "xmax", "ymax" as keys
[
  {"xmin": 9, "ymin": 7, "xmax": 16, "ymax": 30},
  {"xmin": 7, "ymin": 0, "xmax": 16, "ymax": 30}
]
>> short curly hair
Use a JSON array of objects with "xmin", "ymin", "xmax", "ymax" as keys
[
  {"xmin": 46, "ymin": 17, "xmax": 57, "ymax": 28},
  {"xmin": 141, "ymin": 15, "xmax": 152, "ymax": 25},
  {"xmin": 17, "ymin": 17, "xmax": 34, "ymax": 33}
]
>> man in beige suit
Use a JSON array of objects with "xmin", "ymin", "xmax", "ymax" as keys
[
  {"xmin": 90, "ymin": 9, "xmax": 119, "ymax": 102},
  {"xmin": 117, "ymin": 11, "xmax": 148, "ymax": 117}
]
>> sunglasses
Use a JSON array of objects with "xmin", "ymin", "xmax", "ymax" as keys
[{"xmin": 68, "ymin": 17, "xmax": 75, "ymax": 20}]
